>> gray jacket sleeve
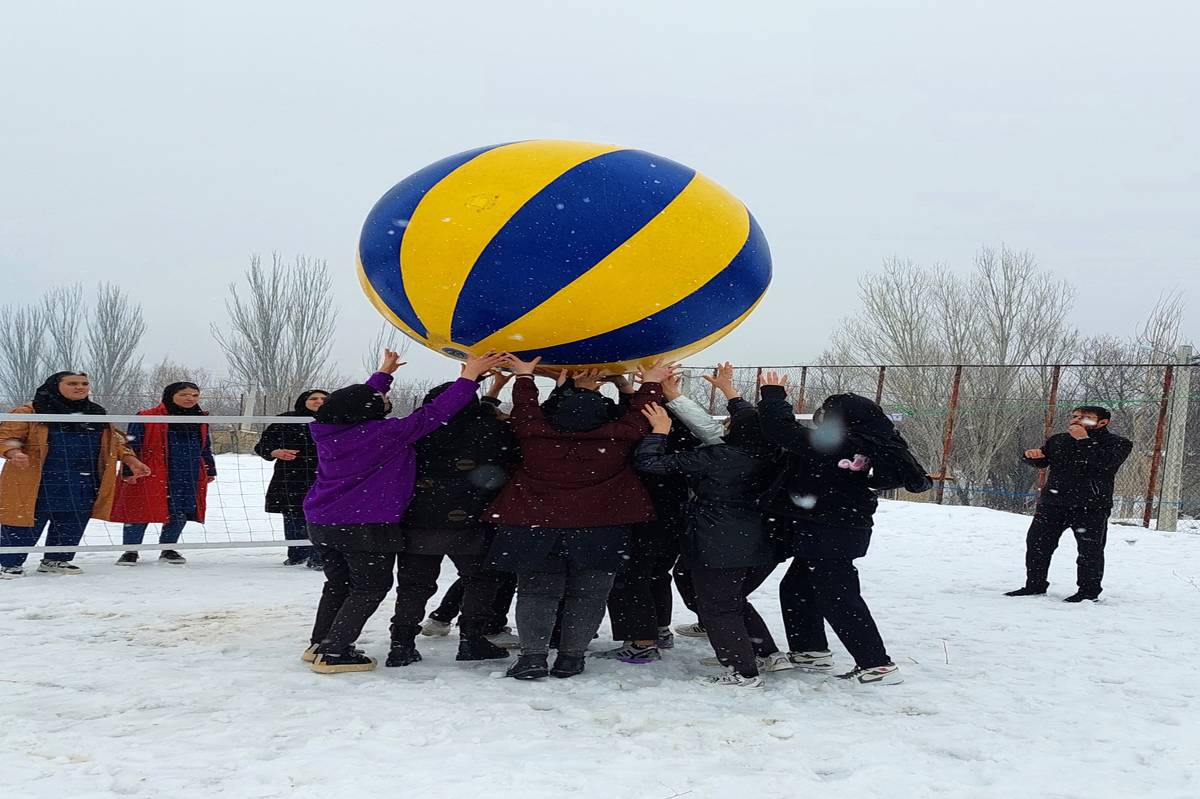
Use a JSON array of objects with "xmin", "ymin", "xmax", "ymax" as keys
[{"xmin": 666, "ymin": 396, "xmax": 724, "ymax": 445}]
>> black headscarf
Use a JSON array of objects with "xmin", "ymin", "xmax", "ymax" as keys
[
  {"xmin": 723, "ymin": 407, "xmax": 774, "ymax": 457},
  {"xmin": 291, "ymin": 390, "xmax": 328, "ymax": 416},
  {"xmin": 415, "ymin": 381, "xmax": 489, "ymax": 452},
  {"xmin": 161, "ymin": 381, "xmax": 205, "ymax": 434},
  {"xmin": 315, "ymin": 384, "xmax": 388, "ymax": 424},
  {"xmin": 813, "ymin": 393, "xmax": 900, "ymax": 455},
  {"xmin": 31, "ymin": 371, "xmax": 108, "ymax": 432},
  {"xmin": 541, "ymin": 378, "xmax": 622, "ymax": 433}
]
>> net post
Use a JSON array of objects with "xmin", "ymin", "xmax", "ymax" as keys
[
  {"xmin": 1142, "ymin": 364, "xmax": 1175, "ymax": 528},
  {"xmin": 794, "ymin": 366, "xmax": 808, "ymax": 414},
  {"xmin": 935, "ymin": 365, "xmax": 963, "ymax": 505},
  {"xmin": 1156, "ymin": 345, "xmax": 1193, "ymax": 532},
  {"xmin": 1037, "ymin": 365, "xmax": 1062, "ymax": 491},
  {"xmin": 874, "ymin": 366, "xmax": 886, "ymax": 405}
]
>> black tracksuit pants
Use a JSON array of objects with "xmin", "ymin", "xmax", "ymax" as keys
[
  {"xmin": 779, "ymin": 557, "xmax": 890, "ymax": 669},
  {"xmin": 691, "ymin": 564, "xmax": 780, "ymax": 677},
  {"xmin": 310, "ymin": 545, "xmax": 395, "ymax": 652},
  {"xmin": 1024, "ymin": 504, "xmax": 1110, "ymax": 594},
  {"xmin": 428, "ymin": 570, "xmax": 517, "ymax": 634},
  {"xmin": 391, "ymin": 551, "xmax": 506, "ymax": 642},
  {"xmin": 607, "ymin": 553, "xmax": 676, "ymax": 642}
]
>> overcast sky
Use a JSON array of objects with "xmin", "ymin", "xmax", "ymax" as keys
[{"xmin": 2, "ymin": 0, "xmax": 1197, "ymax": 382}]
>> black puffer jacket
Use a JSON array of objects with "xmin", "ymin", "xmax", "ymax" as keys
[
  {"xmin": 401, "ymin": 385, "xmax": 519, "ymax": 531},
  {"xmin": 758, "ymin": 388, "xmax": 891, "ymax": 529},
  {"xmin": 634, "ymin": 407, "xmax": 780, "ymax": 569},
  {"xmin": 254, "ymin": 392, "xmax": 323, "ymax": 514},
  {"xmin": 1023, "ymin": 428, "xmax": 1133, "ymax": 510}
]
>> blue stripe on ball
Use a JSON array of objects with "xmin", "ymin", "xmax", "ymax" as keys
[
  {"xmin": 449, "ymin": 149, "xmax": 695, "ymax": 346},
  {"xmin": 512, "ymin": 215, "xmax": 771, "ymax": 364},
  {"xmin": 359, "ymin": 143, "xmax": 505, "ymax": 337}
]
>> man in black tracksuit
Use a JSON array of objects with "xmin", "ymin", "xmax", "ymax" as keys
[{"xmin": 1007, "ymin": 405, "xmax": 1133, "ymax": 602}]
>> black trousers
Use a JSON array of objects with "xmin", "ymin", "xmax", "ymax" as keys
[
  {"xmin": 779, "ymin": 557, "xmax": 890, "ymax": 669},
  {"xmin": 691, "ymin": 564, "xmax": 780, "ymax": 677},
  {"xmin": 673, "ymin": 562, "xmax": 699, "ymax": 614},
  {"xmin": 310, "ymin": 544, "xmax": 395, "ymax": 652},
  {"xmin": 1024, "ymin": 505, "xmax": 1110, "ymax": 594},
  {"xmin": 429, "ymin": 570, "xmax": 517, "ymax": 634},
  {"xmin": 607, "ymin": 553, "xmax": 676, "ymax": 642},
  {"xmin": 391, "ymin": 551, "xmax": 505, "ymax": 642}
]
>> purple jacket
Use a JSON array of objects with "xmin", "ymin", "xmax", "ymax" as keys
[{"xmin": 302, "ymin": 373, "xmax": 478, "ymax": 525}]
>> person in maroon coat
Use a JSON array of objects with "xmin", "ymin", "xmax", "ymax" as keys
[{"xmin": 486, "ymin": 354, "xmax": 670, "ymax": 681}]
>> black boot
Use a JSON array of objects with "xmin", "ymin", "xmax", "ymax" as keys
[
  {"xmin": 505, "ymin": 654, "xmax": 549, "ymax": 680},
  {"xmin": 550, "ymin": 653, "xmax": 586, "ymax": 678},
  {"xmin": 1063, "ymin": 590, "xmax": 1101, "ymax": 603},
  {"xmin": 311, "ymin": 647, "xmax": 377, "ymax": 674},
  {"xmin": 457, "ymin": 637, "xmax": 511, "ymax": 661},
  {"xmin": 1004, "ymin": 585, "xmax": 1047, "ymax": 597},
  {"xmin": 385, "ymin": 643, "xmax": 423, "ymax": 667}
]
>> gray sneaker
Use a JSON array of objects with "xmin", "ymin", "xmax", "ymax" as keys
[{"xmin": 37, "ymin": 560, "xmax": 83, "ymax": 575}]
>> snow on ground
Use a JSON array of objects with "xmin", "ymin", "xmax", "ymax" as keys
[{"xmin": 2, "ymin": 500, "xmax": 1199, "ymax": 799}]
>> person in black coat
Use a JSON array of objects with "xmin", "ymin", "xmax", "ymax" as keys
[
  {"xmin": 388, "ymin": 375, "xmax": 520, "ymax": 666},
  {"xmin": 635, "ymin": 398, "xmax": 785, "ymax": 688},
  {"xmin": 758, "ymin": 374, "xmax": 908, "ymax": 686},
  {"xmin": 255, "ymin": 390, "xmax": 328, "ymax": 568},
  {"xmin": 1007, "ymin": 405, "xmax": 1133, "ymax": 602}
]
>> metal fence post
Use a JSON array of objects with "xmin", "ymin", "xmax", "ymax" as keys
[
  {"xmin": 1037, "ymin": 365, "xmax": 1062, "ymax": 490},
  {"xmin": 1156, "ymin": 345, "xmax": 1193, "ymax": 532},
  {"xmin": 875, "ymin": 366, "xmax": 887, "ymax": 405},
  {"xmin": 794, "ymin": 366, "xmax": 808, "ymax": 414},
  {"xmin": 935, "ymin": 365, "xmax": 964, "ymax": 505},
  {"xmin": 1142, "ymin": 364, "xmax": 1175, "ymax": 528}
]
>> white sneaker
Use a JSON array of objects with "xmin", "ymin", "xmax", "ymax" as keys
[
  {"xmin": 484, "ymin": 627, "xmax": 519, "ymax": 649},
  {"xmin": 695, "ymin": 669, "xmax": 764, "ymax": 690},
  {"xmin": 0, "ymin": 566, "xmax": 24, "ymax": 579},
  {"xmin": 837, "ymin": 663, "xmax": 903, "ymax": 686},
  {"xmin": 420, "ymin": 618, "xmax": 452, "ymax": 637},
  {"xmin": 673, "ymin": 622, "xmax": 708, "ymax": 638},
  {"xmin": 37, "ymin": 560, "xmax": 83, "ymax": 575},
  {"xmin": 787, "ymin": 650, "xmax": 834, "ymax": 672},
  {"xmin": 699, "ymin": 652, "xmax": 794, "ymax": 672}
]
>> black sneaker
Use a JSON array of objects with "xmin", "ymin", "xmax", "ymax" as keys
[
  {"xmin": 1063, "ymin": 591, "xmax": 1101, "ymax": 603},
  {"xmin": 305, "ymin": 558, "xmax": 324, "ymax": 570},
  {"xmin": 550, "ymin": 653, "xmax": 586, "ymax": 678},
  {"xmin": 282, "ymin": 557, "xmax": 307, "ymax": 566},
  {"xmin": 311, "ymin": 649, "xmax": 378, "ymax": 674},
  {"xmin": 456, "ymin": 637, "xmax": 511, "ymax": 661},
  {"xmin": 159, "ymin": 550, "xmax": 187, "ymax": 565},
  {"xmin": 505, "ymin": 654, "xmax": 549, "ymax": 680},
  {"xmin": 385, "ymin": 643, "xmax": 423, "ymax": 667},
  {"xmin": 1004, "ymin": 585, "xmax": 1047, "ymax": 597},
  {"xmin": 115, "ymin": 552, "xmax": 139, "ymax": 566}
]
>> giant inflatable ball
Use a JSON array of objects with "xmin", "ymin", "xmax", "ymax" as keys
[{"xmin": 357, "ymin": 139, "xmax": 771, "ymax": 372}]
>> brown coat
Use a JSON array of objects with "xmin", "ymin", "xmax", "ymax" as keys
[{"xmin": 0, "ymin": 405, "xmax": 135, "ymax": 527}]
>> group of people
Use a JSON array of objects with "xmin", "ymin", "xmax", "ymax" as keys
[
  {"xmin": 0, "ymin": 354, "xmax": 1135, "ymax": 691},
  {"xmin": 295, "ymin": 349, "xmax": 935, "ymax": 689}
]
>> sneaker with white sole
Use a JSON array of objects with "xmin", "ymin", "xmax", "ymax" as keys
[
  {"xmin": 673, "ymin": 622, "xmax": 708, "ymax": 638},
  {"xmin": 656, "ymin": 628, "xmax": 675, "ymax": 650},
  {"xmin": 115, "ymin": 552, "xmax": 138, "ymax": 566},
  {"xmin": 695, "ymin": 669, "xmax": 764, "ymax": 689},
  {"xmin": 0, "ymin": 566, "xmax": 24, "ymax": 579},
  {"xmin": 420, "ymin": 618, "xmax": 452, "ymax": 637},
  {"xmin": 788, "ymin": 649, "xmax": 834, "ymax": 672},
  {"xmin": 837, "ymin": 662, "xmax": 903, "ymax": 686},
  {"xmin": 484, "ymin": 627, "xmax": 519, "ymax": 649},
  {"xmin": 37, "ymin": 560, "xmax": 82, "ymax": 575},
  {"xmin": 699, "ymin": 652, "xmax": 795, "ymax": 672},
  {"xmin": 159, "ymin": 550, "xmax": 187, "ymax": 565},
  {"xmin": 592, "ymin": 643, "xmax": 661, "ymax": 663}
]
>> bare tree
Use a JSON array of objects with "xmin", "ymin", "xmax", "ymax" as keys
[
  {"xmin": 40, "ymin": 284, "xmax": 85, "ymax": 373},
  {"xmin": 361, "ymin": 321, "xmax": 412, "ymax": 375},
  {"xmin": 0, "ymin": 304, "xmax": 47, "ymax": 406},
  {"xmin": 85, "ymin": 283, "xmax": 146, "ymax": 409},
  {"xmin": 211, "ymin": 253, "xmax": 338, "ymax": 411}
]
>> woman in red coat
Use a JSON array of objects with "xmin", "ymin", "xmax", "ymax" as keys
[{"xmin": 485, "ymin": 354, "xmax": 670, "ymax": 681}]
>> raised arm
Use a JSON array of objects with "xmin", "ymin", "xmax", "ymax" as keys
[
  {"xmin": 633, "ymin": 403, "xmax": 716, "ymax": 474},
  {"xmin": 757, "ymin": 378, "xmax": 812, "ymax": 452},
  {"xmin": 665, "ymin": 396, "xmax": 724, "ymax": 445}
]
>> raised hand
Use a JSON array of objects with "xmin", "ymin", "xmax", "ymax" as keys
[
  {"xmin": 1067, "ymin": 424, "xmax": 1089, "ymax": 440},
  {"xmin": 661, "ymin": 371, "xmax": 683, "ymax": 401},
  {"xmin": 485, "ymin": 370, "xmax": 515, "ymax": 398},
  {"xmin": 637, "ymin": 359, "xmax": 674, "ymax": 384},
  {"xmin": 602, "ymin": 373, "xmax": 636, "ymax": 394},
  {"xmin": 462, "ymin": 351, "xmax": 509, "ymax": 381},
  {"xmin": 759, "ymin": 370, "xmax": 789, "ymax": 389},
  {"xmin": 571, "ymin": 369, "xmax": 605, "ymax": 391},
  {"xmin": 506, "ymin": 353, "xmax": 544, "ymax": 377},
  {"xmin": 640, "ymin": 402, "xmax": 673, "ymax": 434},
  {"xmin": 377, "ymin": 348, "xmax": 407, "ymax": 375},
  {"xmin": 702, "ymin": 362, "xmax": 740, "ymax": 399}
]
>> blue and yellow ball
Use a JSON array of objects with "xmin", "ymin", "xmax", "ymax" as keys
[{"xmin": 357, "ymin": 139, "xmax": 772, "ymax": 372}]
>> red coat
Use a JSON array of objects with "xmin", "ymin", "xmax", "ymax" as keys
[
  {"xmin": 486, "ymin": 378, "xmax": 661, "ymax": 528},
  {"xmin": 110, "ymin": 405, "xmax": 211, "ymax": 524}
]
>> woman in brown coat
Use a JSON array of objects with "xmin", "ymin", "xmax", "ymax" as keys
[{"xmin": 0, "ymin": 372, "xmax": 149, "ymax": 577}]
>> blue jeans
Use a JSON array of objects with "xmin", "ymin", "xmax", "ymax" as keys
[
  {"xmin": 283, "ymin": 513, "xmax": 319, "ymax": 564},
  {"xmin": 123, "ymin": 514, "xmax": 188, "ymax": 546},
  {"xmin": 0, "ymin": 510, "xmax": 90, "ymax": 567}
]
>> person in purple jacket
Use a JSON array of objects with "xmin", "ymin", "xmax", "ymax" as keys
[{"xmin": 302, "ymin": 347, "xmax": 508, "ymax": 674}]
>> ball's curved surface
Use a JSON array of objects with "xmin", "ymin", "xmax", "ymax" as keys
[{"xmin": 357, "ymin": 139, "xmax": 771, "ymax": 371}]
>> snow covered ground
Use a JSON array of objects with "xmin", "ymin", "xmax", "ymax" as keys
[{"xmin": 2, "ymin": 500, "xmax": 1198, "ymax": 799}]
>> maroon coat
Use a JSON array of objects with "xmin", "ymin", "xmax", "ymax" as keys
[{"xmin": 486, "ymin": 377, "xmax": 661, "ymax": 528}]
